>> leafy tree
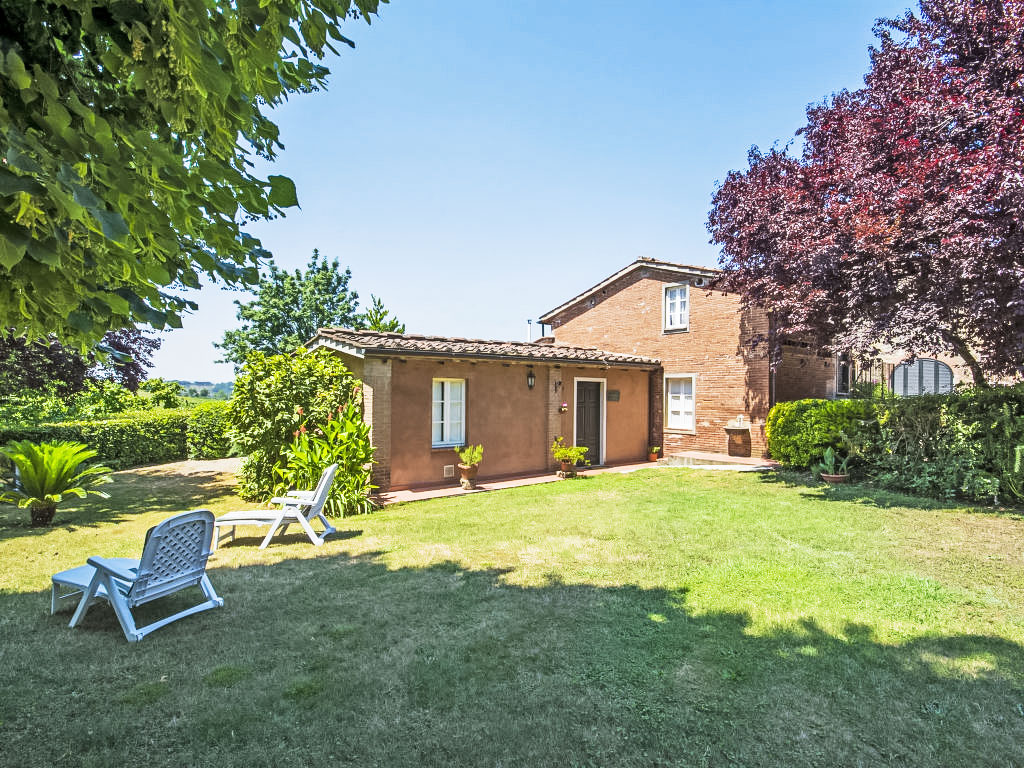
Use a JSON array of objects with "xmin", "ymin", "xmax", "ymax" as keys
[
  {"xmin": 0, "ymin": 327, "xmax": 159, "ymax": 395},
  {"xmin": 217, "ymin": 249, "xmax": 405, "ymax": 367},
  {"xmin": 362, "ymin": 294, "xmax": 406, "ymax": 333},
  {"xmin": 139, "ymin": 377, "xmax": 183, "ymax": 409},
  {"xmin": 0, "ymin": 0, "xmax": 381, "ymax": 349},
  {"xmin": 228, "ymin": 348, "xmax": 358, "ymax": 500},
  {"xmin": 708, "ymin": 0, "xmax": 1024, "ymax": 385}
]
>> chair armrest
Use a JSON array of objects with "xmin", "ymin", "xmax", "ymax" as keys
[
  {"xmin": 285, "ymin": 490, "xmax": 315, "ymax": 500},
  {"xmin": 270, "ymin": 496, "xmax": 309, "ymax": 506},
  {"xmin": 87, "ymin": 556, "xmax": 139, "ymax": 583}
]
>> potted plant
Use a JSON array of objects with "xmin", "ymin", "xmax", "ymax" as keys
[
  {"xmin": 454, "ymin": 444, "xmax": 483, "ymax": 489},
  {"xmin": 815, "ymin": 446, "xmax": 850, "ymax": 484},
  {"xmin": 551, "ymin": 436, "xmax": 589, "ymax": 477},
  {"xmin": 648, "ymin": 446, "xmax": 661, "ymax": 462},
  {"xmin": 0, "ymin": 440, "xmax": 112, "ymax": 526}
]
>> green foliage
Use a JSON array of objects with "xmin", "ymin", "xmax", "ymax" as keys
[
  {"xmin": 186, "ymin": 402, "xmax": 234, "ymax": 460},
  {"xmin": 273, "ymin": 401, "xmax": 375, "ymax": 516},
  {"xmin": 814, "ymin": 446, "xmax": 849, "ymax": 477},
  {"xmin": 362, "ymin": 295, "xmax": 406, "ymax": 333},
  {"xmin": 139, "ymin": 378, "xmax": 183, "ymax": 409},
  {"xmin": 0, "ymin": 407, "xmax": 233, "ymax": 470},
  {"xmin": 0, "ymin": 440, "xmax": 111, "ymax": 525},
  {"xmin": 0, "ymin": 380, "xmax": 147, "ymax": 425},
  {"xmin": 0, "ymin": 1, "xmax": 382, "ymax": 347},
  {"xmin": 455, "ymin": 444, "xmax": 483, "ymax": 466},
  {"xmin": 217, "ymin": 250, "xmax": 363, "ymax": 368},
  {"xmin": 551, "ymin": 436, "xmax": 589, "ymax": 466},
  {"xmin": 229, "ymin": 348, "xmax": 358, "ymax": 501},
  {"xmin": 766, "ymin": 399, "xmax": 876, "ymax": 468},
  {"xmin": 769, "ymin": 385, "xmax": 1024, "ymax": 504}
]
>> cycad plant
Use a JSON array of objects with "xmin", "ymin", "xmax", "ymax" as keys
[{"xmin": 0, "ymin": 441, "xmax": 113, "ymax": 527}]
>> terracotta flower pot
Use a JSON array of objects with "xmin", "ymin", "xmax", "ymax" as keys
[
  {"xmin": 560, "ymin": 460, "xmax": 573, "ymax": 473},
  {"xmin": 458, "ymin": 463, "xmax": 479, "ymax": 490},
  {"xmin": 648, "ymin": 452, "xmax": 660, "ymax": 462},
  {"xmin": 820, "ymin": 473, "xmax": 848, "ymax": 484}
]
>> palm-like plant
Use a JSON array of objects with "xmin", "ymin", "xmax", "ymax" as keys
[{"xmin": 0, "ymin": 441, "xmax": 113, "ymax": 526}]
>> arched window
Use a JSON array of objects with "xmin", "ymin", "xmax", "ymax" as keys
[{"xmin": 890, "ymin": 358, "xmax": 954, "ymax": 396}]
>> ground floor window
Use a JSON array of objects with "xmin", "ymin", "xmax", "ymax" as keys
[
  {"xmin": 665, "ymin": 375, "xmax": 696, "ymax": 431},
  {"xmin": 890, "ymin": 358, "xmax": 954, "ymax": 396},
  {"xmin": 432, "ymin": 378, "xmax": 465, "ymax": 447}
]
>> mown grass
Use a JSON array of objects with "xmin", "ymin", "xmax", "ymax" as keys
[{"xmin": 2, "ymin": 465, "xmax": 1023, "ymax": 767}]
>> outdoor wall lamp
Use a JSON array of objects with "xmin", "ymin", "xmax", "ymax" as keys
[{"xmin": 526, "ymin": 369, "xmax": 536, "ymax": 389}]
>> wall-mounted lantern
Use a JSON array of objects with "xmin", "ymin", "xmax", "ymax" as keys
[{"xmin": 526, "ymin": 368, "xmax": 536, "ymax": 389}]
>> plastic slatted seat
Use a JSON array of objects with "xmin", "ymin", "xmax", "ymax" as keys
[
  {"xmin": 51, "ymin": 509, "xmax": 223, "ymax": 642},
  {"xmin": 213, "ymin": 464, "xmax": 338, "ymax": 550}
]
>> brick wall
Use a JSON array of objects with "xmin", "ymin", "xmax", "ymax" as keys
[
  {"xmin": 547, "ymin": 266, "xmax": 771, "ymax": 457},
  {"xmin": 774, "ymin": 348, "xmax": 836, "ymax": 402},
  {"xmin": 361, "ymin": 358, "xmax": 393, "ymax": 490}
]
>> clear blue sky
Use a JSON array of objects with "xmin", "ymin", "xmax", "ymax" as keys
[{"xmin": 153, "ymin": 0, "xmax": 913, "ymax": 382}]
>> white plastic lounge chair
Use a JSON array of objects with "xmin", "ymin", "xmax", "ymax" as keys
[
  {"xmin": 212, "ymin": 464, "xmax": 338, "ymax": 550},
  {"xmin": 51, "ymin": 509, "xmax": 223, "ymax": 642}
]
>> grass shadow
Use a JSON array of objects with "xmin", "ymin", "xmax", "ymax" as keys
[
  {"xmin": 758, "ymin": 468, "xmax": 1024, "ymax": 516},
  {"xmin": 3, "ymin": 550, "xmax": 1023, "ymax": 767}
]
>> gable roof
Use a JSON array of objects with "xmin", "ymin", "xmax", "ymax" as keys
[
  {"xmin": 308, "ymin": 328, "xmax": 659, "ymax": 368},
  {"xmin": 538, "ymin": 257, "xmax": 721, "ymax": 324}
]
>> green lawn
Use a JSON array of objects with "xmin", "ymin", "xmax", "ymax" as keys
[{"xmin": 2, "ymin": 464, "xmax": 1023, "ymax": 767}]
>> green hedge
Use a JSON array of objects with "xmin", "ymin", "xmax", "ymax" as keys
[
  {"xmin": 765, "ymin": 398, "xmax": 876, "ymax": 468},
  {"xmin": 767, "ymin": 385, "xmax": 1024, "ymax": 504},
  {"xmin": 0, "ymin": 402, "xmax": 232, "ymax": 470}
]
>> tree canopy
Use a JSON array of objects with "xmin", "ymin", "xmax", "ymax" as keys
[
  {"xmin": 0, "ymin": 326, "xmax": 160, "ymax": 394},
  {"xmin": 0, "ymin": 0, "xmax": 381, "ymax": 350},
  {"xmin": 216, "ymin": 249, "xmax": 405, "ymax": 367},
  {"xmin": 708, "ymin": 0, "xmax": 1024, "ymax": 384}
]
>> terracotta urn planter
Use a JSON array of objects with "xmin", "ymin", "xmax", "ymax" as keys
[
  {"xmin": 458, "ymin": 463, "xmax": 479, "ymax": 490},
  {"xmin": 560, "ymin": 460, "xmax": 573, "ymax": 474},
  {"xmin": 648, "ymin": 452, "xmax": 660, "ymax": 462},
  {"xmin": 820, "ymin": 473, "xmax": 848, "ymax": 484}
]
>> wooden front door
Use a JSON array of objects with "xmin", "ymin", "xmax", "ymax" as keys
[{"xmin": 575, "ymin": 381, "xmax": 602, "ymax": 465}]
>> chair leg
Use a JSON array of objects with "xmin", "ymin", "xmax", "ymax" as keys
[
  {"xmin": 68, "ymin": 571, "xmax": 104, "ymax": 628},
  {"xmin": 105, "ymin": 578, "xmax": 142, "ymax": 642},
  {"xmin": 258, "ymin": 515, "xmax": 286, "ymax": 549},
  {"xmin": 296, "ymin": 514, "xmax": 325, "ymax": 546}
]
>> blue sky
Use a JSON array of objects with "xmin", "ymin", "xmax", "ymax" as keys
[{"xmin": 153, "ymin": 0, "xmax": 913, "ymax": 382}]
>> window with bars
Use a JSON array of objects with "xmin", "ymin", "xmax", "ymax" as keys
[
  {"xmin": 663, "ymin": 284, "xmax": 689, "ymax": 331},
  {"xmin": 432, "ymin": 379, "xmax": 465, "ymax": 447},
  {"xmin": 665, "ymin": 375, "xmax": 696, "ymax": 431}
]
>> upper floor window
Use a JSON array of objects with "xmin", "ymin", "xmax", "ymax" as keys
[
  {"xmin": 890, "ymin": 359, "xmax": 954, "ymax": 397},
  {"xmin": 432, "ymin": 378, "xmax": 465, "ymax": 447},
  {"xmin": 664, "ymin": 284, "xmax": 689, "ymax": 331}
]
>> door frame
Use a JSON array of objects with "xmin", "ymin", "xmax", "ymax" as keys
[{"xmin": 573, "ymin": 377, "xmax": 606, "ymax": 466}]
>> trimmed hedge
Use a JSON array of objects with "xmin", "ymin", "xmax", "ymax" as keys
[
  {"xmin": 765, "ymin": 398, "xmax": 876, "ymax": 468},
  {"xmin": 0, "ymin": 402, "xmax": 232, "ymax": 470},
  {"xmin": 766, "ymin": 384, "xmax": 1024, "ymax": 504}
]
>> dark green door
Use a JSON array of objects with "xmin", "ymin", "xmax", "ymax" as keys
[{"xmin": 576, "ymin": 381, "xmax": 602, "ymax": 465}]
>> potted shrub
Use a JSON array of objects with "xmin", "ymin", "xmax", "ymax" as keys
[
  {"xmin": 454, "ymin": 444, "xmax": 483, "ymax": 490},
  {"xmin": 648, "ymin": 446, "xmax": 661, "ymax": 462},
  {"xmin": 551, "ymin": 436, "xmax": 589, "ymax": 477},
  {"xmin": 0, "ymin": 440, "xmax": 113, "ymax": 526},
  {"xmin": 816, "ymin": 446, "xmax": 850, "ymax": 484}
]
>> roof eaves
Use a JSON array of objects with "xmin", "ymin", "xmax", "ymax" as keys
[
  {"xmin": 538, "ymin": 258, "xmax": 721, "ymax": 323},
  {"xmin": 307, "ymin": 333, "xmax": 366, "ymax": 359}
]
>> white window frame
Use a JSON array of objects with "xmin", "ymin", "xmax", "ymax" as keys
[
  {"xmin": 572, "ymin": 377, "xmax": 606, "ymax": 466},
  {"xmin": 431, "ymin": 378, "xmax": 466, "ymax": 448},
  {"xmin": 663, "ymin": 282, "xmax": 690, "ymax": 332},
  {"xmin": 664, "ymin": 374, "xmax": 696, "ymax": 432}
]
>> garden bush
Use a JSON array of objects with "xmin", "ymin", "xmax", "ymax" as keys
[
  {"xmin": 768, "ymin": 384, "xmax": 1024, "ymax": 504},
  {"xmin": 765, "ymin": 398, "xmax": 876, "ymax": 468},
  {"xmin": 186, "ymin": 401, "xmax": 233, "ymax": 460},
  {"xmin": 229, "ymin": 348, "xmax": 359, "ymax": 501},
  {"xmin": 0, "ymin": 405, "xmax": 234, "ymax": 470}
]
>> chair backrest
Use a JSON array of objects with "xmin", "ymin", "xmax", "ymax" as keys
[
  {"xmin": 303, "ymin": 464, "xmax": 338, "ymax": 520},
  {"xmin": 129, "ymin": 510, "xmax": 216, "ymax": 606}
]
